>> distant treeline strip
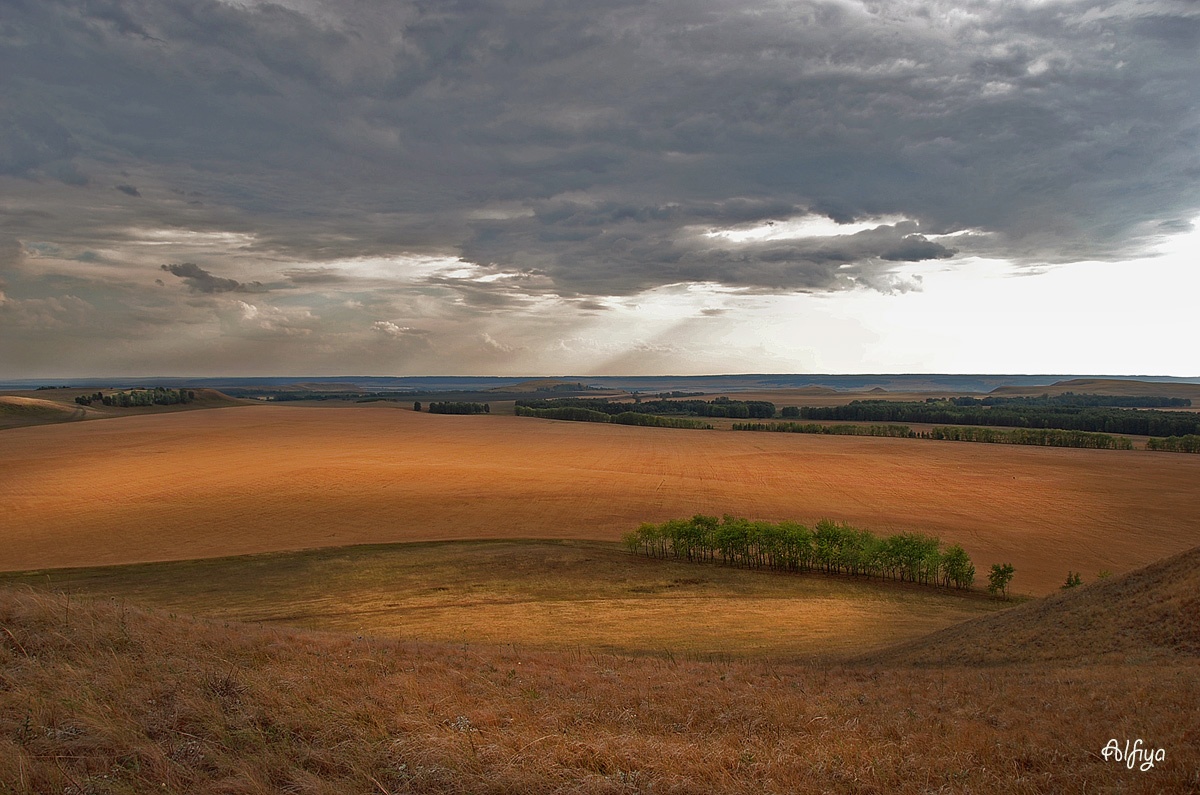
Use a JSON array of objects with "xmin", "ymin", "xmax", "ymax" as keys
[
  {"xmin": 926, "ymin": 425, "xmax": 1134, "ymax": 449},
  {"xmin": 1146, "ymin": 435, "xmax": 1200, "ymax": 453},
  {"xmin": 516, "ymin": 396, "xmax": 776, "ymax": 419},
  {"xmin": 796, "ymin": 400, "xmax": 1200, "ymax": 436},
  {"xmin": 623, "ymin": 515, "xmax": 976, "ymax": 589},
  {"xmin": 515, "ymin": 405, "xmax": 712, "ymax": 429},
  {"xmin": 733, "ymin": 421, "xmax": 1133, "ymax": 449},
  {"xmin": 733, "ymin": 422, "xmax": 915, "ymax": 438},
  {"xmin": 427, "ymin": 401, "xmax": 490, "ymax": 414}
]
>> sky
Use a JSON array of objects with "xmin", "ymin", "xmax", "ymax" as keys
[{"xmin": 1, "ymin": 0, "xmax": 1198, "ymax": 378}]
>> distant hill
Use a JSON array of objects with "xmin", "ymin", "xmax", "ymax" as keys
[
  {"xmin": 990, "ymin": 378, "xmax": 1200, "ymax": 400},
  {"xmin": 863, "ymin": 545, "xmax": 1200, "ymax": 667},
  {"xmin": 0, "ymin": 388, "xmax": 245, "ymax": 430},
  {"xmin": 488, "ymin": 379, "xmax": 599, "ymax": 393},
  {"xmin": 0, "ymin": 395, "xmax": 91, "ymax": 429}
]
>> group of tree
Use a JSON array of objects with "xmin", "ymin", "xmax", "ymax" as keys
[
  {"xmin": 732, "ymin": 422, "xmax": 915, "ymax": 438},
  {"xmin": 425, "ymin": 401, "xmax": 490, "ymax": 414},
  {"xmin": 76, "ymin": 388, "xmax": 195, "ymax": 407},
  {"xmin": 796, "ymin": 399, "xmax": 1200, "ymax": 437},
  {"xmin": 731, "ymin": 421, "xmax": 1132, "ymax": 450},
  {"xmin": 622, "ymin": 514, "xmax": 979, "ymax": 590},
  {"xmin": 1145, "ymin": 435, "xmax": 1200, "ymax": 453},
  {"xmin": 515, "ymin": 405, "xmax": 711, "ymax": 429},
  {"xmin": 924, "ymin": 426, "xmax": 1134, "ymax": 450},
  {"xmin": 515, "ymin": 396, "xmax": 776, "ymax": 419}
]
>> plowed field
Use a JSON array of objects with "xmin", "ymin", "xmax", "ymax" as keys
[{"xmin": 4, "ymin": 405, "xmax": 1198, "ymax": 593}]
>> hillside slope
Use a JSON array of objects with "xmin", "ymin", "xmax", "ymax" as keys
[
  {"xmin": 2, "ymin": 584, "xmax": 1197, "ymax": 793},
  {"xmin": 989, "ymin": 378, "xmax": 1200, "ymax": 400},
  {"xmin": 864, "ymin": 545, "xmax": 1200, "ymax": 667}
]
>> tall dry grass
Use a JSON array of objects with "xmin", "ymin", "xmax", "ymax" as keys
[{"xmin": 2, "ymin": 586, "xmax": 1196, "ymax": 794}]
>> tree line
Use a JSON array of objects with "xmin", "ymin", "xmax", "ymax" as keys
[
  {"xmin": 924, "ymin": 425, "xmax": 1134, "ymax": 449},
  {"xmin": 732, "ymin": 421, "xmax": 1133, "ymax": 449},
  {"xmin": 75, "ymin": 388, "xmax": 195, "ymax": 407},
  {"xmin": 515, "ymin": 396, "xmax": 776, "ymax": 419},
  {"xmin": 622, "ymin": 515, "xmax": 978, "ymax": 590},
  {"xmin": 1145, "ymin": 435, "xmax": 1200, "ymax": 453},
  {"xmin": 795, "ymin": 399, "xmax": 1200, "ymax": 437},
  {"xmin": 732, "ymin": 422, "xmax": 915, "ymax": 438},
  {"xmin": 425, "ymin": 401, "xmax": 490, "ymax": 414},
  {"xmin": 515, "ymin": 405, "xmax": 711, "ymax": 429}
]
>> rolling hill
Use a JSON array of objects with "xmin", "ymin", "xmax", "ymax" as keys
[{"xmin": 863, "ymin": 544, "xmax": 1200, "ymax": 666}]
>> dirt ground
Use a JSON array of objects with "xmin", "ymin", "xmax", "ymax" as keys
[{"xmin": 3, "ymin": 404, "xmax": 1198, "ymax": 594}]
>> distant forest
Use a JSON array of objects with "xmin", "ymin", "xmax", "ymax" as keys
[
  {"xmin": 426, "ymin": 401, "xmax": 490, "ymax": 415},
  {"xmin": 733, "ymin": 422, "xmax": 1135, "ymax": 450},
  {"xmin": 515, "ymin": 396, "xmax": 776, "ymax": 419},
  {"xmin": 515, "ymin": 405, "xmax": 711, "ymax": 429},
  {"xmin": 796, "ymin": 399, "xmax": 1200, "ymax": 437}
]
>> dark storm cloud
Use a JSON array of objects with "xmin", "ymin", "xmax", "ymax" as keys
[
  {"xmin": 2, "ymin": 0, "xmax": 1198, "ymax": 301},
  {"xmin": 161, "ymin": 262, "xmax": 263, "ymax": 294},
  {"xmin": 115, "ymin": 184, "xmax": 141, "ymax": 197}
]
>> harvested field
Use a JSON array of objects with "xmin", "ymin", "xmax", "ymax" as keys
[
  {"xmin": 3, "ymin": 405, "xmax": 1199, "ymax": 594},
  {"xmin": 0, "ymin": 540, "xmax": 1001, "ymax": 659}
]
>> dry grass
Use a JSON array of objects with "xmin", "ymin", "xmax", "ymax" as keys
[
  {"xmin": 0, "ymin": 541, "xmax": 1001, "ymax": 660},
  {"xmin": 865, "ymin": 544, "xmax": 1200, "ymax": 667},
  {"xmin": 0, "ymin": 388, "xmax": 245, "ymax": 430},
  {"xmin": 989, "ymin": 378, "xmax": 1200, "ymax": 401},
  {"xmin": 1, "ymin": 582, "xmax": 1197, "ymax": 794},
  {"xmin": 0, "ymin": 396, "xmax": 93, "ymax": 429},
  {"xmin": 4, "ymin": 405, "xmax": 1200, "ymax": 593}
]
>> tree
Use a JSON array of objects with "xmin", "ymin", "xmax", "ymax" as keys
[
  {"xmin": 413, "ymin": 401, "xmax": 422, "ymax": 412},
  {"xmin": 987, "ymin": 563, "xmax": 1015, "ymax": 597},
  {"xmin": 1061, "ymin": 571, "xmax": 1082, "ymax": 589},
  {"xmin": 940, "ymin": 544, "xmax": 975, "ymax": 589}
]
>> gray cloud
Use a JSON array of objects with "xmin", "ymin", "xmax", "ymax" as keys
[
  {"xmin": 161, "ymin": 262, "xmax": 264, "ymax": 294},
  {"xmin": 1, "ymin": 0, "xmax": 1198, "ymax": 375},
  {"xmin": 283, "ymin": 267, "xmax": 349, "ymax": 285}
]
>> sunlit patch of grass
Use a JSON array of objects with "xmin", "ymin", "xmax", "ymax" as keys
[{"xmin": 0, "ymin": 540, "xmax": 1002, "ymax": 659}]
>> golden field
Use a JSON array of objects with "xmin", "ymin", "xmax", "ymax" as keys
[
  {"xmin": 2, "ymin": 548, "xmax": 1197, "ymax": 794},
  {"xmin": 3, "ymin": 404, "xmax": 1199, "ymax": 594},
  {"xmin": 0, "ymin": 540, "xmax": 1003, "ymax": 660}
]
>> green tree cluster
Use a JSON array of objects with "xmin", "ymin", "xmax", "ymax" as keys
[
  {"xmin": 1145, "ymin": 435, "xmax": 1200, "ymax": 453},
  {"xmin": 516, "ymin": 405, "xmax": 710, "ymax": 429},
  {"xmin": 987, "ymin": 563, "xmax": 1016, "ymax": 597},
  {"xmin": 732, "ymin": 422, "xmax": 914, "ymax": 438},
  {"xmin": 798, "ymin": 399, "xmax": 1200, "ymax": 437},
  {"xmin": 427, "ymin": 401, "xmax": 490, "ymax": 414},
  {"xmin": 925, "ymin": 426, "xmax": 1133, "ymax": 450},
  {"xmin": 622, "ymin": 515, "xmax": 977, "ymax": 590},
  {"xmin": 82, "ymin": 388, "xmax": 195, "ymax": 407},
  {"xmin": 515, "ymin": 396, "xmax": 776, "ymax": 419}
]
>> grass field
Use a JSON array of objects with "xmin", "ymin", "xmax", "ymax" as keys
[
  {"xmin": 3, "ymin": 404, "xmax": 1199, "ymax": 593},
  {"xmin": 2, "ymin": 558, "xmax": 1197, "ymax": 794},
  {"xmin": 0, "ymin": 540, "xmax": 1003, "ymax": 660}
]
